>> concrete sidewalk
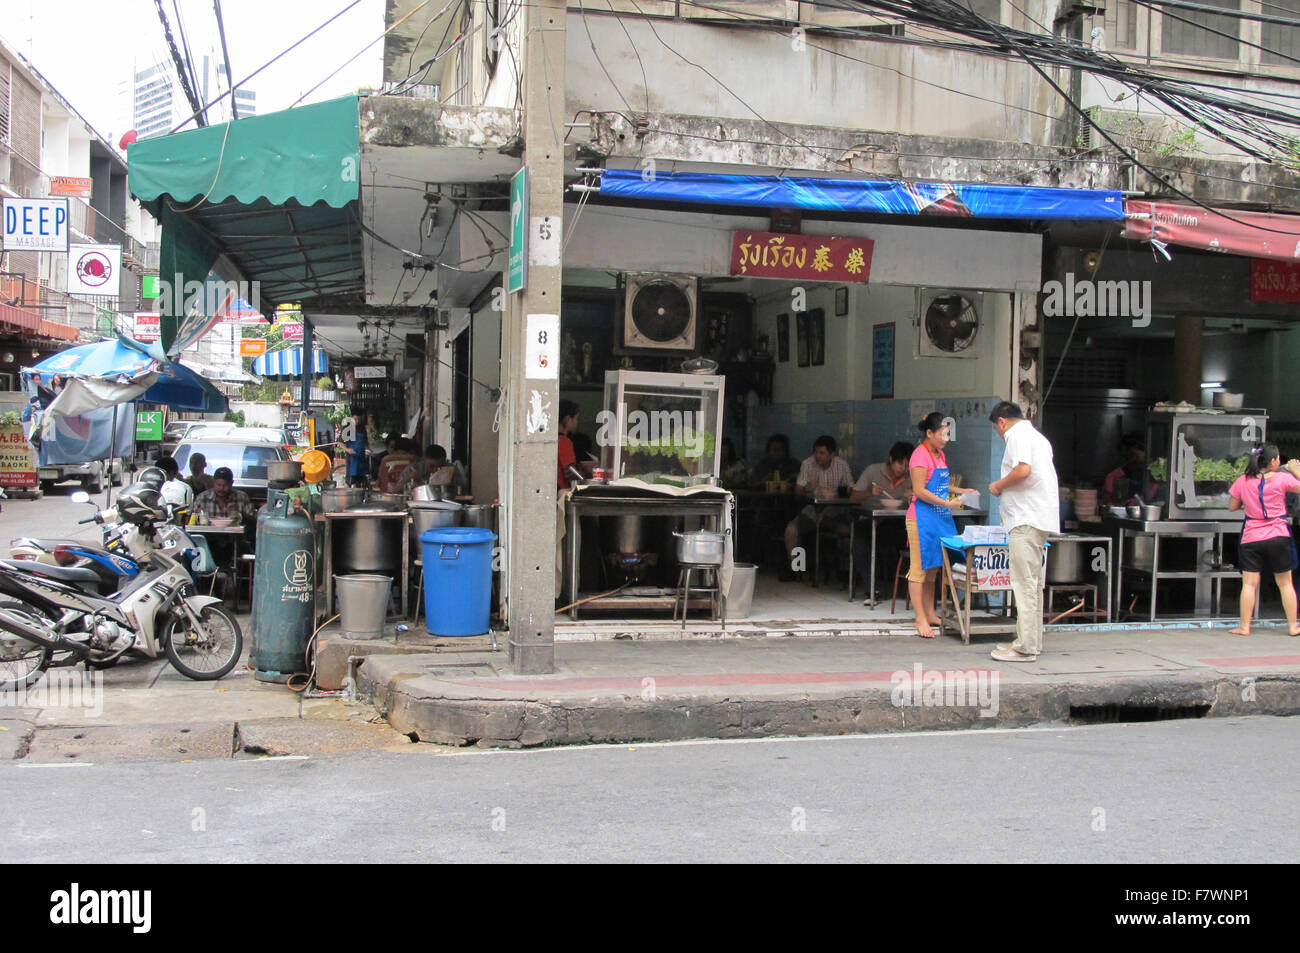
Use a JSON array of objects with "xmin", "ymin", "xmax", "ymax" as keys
[
  {"xmin": 0, "ymin": 613, "xmax": 418, "ymax": 763},
  {"xmin": 357, "ymin": 625, "xmax": 1300, "ymax": 747}
]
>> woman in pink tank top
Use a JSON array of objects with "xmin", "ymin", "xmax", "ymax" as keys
[{"xmin": 1227, "ymin": 444, "xmax": 1300, "ymax": 636}]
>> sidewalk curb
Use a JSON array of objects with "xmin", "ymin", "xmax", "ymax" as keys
[{"xmin": 356, "ymin": 656, "xmax": 1300, "ymax": 748}]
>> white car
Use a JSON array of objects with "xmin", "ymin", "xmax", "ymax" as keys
[{"xmin": 38, "ymin": 457, "xmax": 130, "ymax": 494}]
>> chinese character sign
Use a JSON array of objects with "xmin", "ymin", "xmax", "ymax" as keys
[
  {"xmin": 0, "ymin": 424, "xmax": 37, "ymax": 488},
  {"xmin": 731, "ymin": 231, "xmax": 875, "ymax": 283},
  {"xmin": 1249, "ymin": 258, "xmax": 1300, "ymax": 303}
]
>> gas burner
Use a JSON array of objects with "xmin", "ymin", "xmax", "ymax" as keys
[{"xmin": 607, "ymin": 551, "xmax": 659, "ymax": 584}]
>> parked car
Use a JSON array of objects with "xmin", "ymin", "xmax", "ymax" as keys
[
  {"xmin": 38, "ymin": 457, "xmax": 130, "ymax": 494},
  {"xmin": 172, "ymin": 437, "xmax": 291, "ymax": 504},
  {"xmin": 162, "ymin": 419, "xmax": 235, "ymax": 455},
  {"xmin": 218, "ymin": 427, "xmax": 292, "ymax": 445}
]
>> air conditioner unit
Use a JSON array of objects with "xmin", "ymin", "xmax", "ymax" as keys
[
  {"xmin": 917, "ymin": 289, "xmax": 983, "ymax": 359},
  {"xmin": 619, "ymin": 273, "xmax": 698, "ymax": 353}
]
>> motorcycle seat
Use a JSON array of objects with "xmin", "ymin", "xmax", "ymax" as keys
[{"xmin": 0, "ymin": 559, "xmax": 102, "ymax": 586}]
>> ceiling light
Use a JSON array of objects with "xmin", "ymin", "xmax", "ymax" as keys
[{"xmin": 1201, "ymin": 381, "xmax": 1224, "ymax": 389}]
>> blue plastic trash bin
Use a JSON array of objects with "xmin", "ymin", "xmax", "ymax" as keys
[{"xmin": 420, "ymin": 526, "xmax": 497, "ymax": 636}]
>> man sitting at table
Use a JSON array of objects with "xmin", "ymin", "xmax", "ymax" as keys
[
  {"xmin": 782, "ymin": 435, "xmax": 854, "ymax": 580},
  {"xmin": 193, "ymin": 467, "xmax": 256, "ymax": 527},
  {"xmin": 850, "ymin": 441, "xmax": 915, "ymax": 601},
  {"xmin": 749, "ymin": 434, "xmax": 801, "ymax": 491}
]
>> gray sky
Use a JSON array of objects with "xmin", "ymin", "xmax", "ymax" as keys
[{"xmin": 0, "ymin": 0, "xmax": 386, "ymax": 142}]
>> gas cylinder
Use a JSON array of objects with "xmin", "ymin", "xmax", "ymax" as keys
[{"xmin": 250, "ymin": 490, "xmax": 316, "ymax": 683}]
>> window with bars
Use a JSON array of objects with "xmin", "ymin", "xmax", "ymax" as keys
[
  {"xmin": 1262, "ymin": 0, "xmax": 1300, "ymax": 65},
  {"xmin": 1104, "ymin": 0, "xmax": 1138, "ymax": 49},
  {"xmin": 1161, "ymin": 0, "xmax": 1240, "ymax": 59}
]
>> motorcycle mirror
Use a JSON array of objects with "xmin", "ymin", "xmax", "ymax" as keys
[{"xmin": 70, "ymin": 491, "xmax": 91, "ymax": 504}]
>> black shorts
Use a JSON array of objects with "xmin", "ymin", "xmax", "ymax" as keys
[{"xmin": 1239, "ymin": 536, "xmax": 1296, "ymax": 575}]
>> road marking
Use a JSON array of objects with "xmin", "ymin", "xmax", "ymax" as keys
[{"xmin": 236, "ymin": 755, "xmax": 310, "ymax": 762}]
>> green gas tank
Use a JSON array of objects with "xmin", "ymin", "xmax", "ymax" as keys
[{"xmin": 251, "ymin": 490, "xmax": 316, "ymax": 683}]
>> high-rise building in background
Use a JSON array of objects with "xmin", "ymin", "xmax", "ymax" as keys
[{"xmin": 128, "ymin": 55, "xmax": 256, "ymax": 140}]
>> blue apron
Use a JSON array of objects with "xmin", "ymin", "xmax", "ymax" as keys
[
  {"xmin": 915, "ymin": 458, "xmax": 958, "ymax": 571},
  {"xmin": 1242, "ymin": 476, "xmax": 1299, "ymax": 571}
]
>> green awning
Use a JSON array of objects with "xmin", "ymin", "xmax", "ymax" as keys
[{"xmin": 129, "ymin": 96, "xmax": 363, "ymax": 352}]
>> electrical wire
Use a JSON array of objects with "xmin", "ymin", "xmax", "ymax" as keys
[
  {"xmin": 576, "ymin": 0, "xmax": 637, "ymax": 115},
  {"xmin": 171, "ymin": 0, "xmax": 364, "ymax": 132}
]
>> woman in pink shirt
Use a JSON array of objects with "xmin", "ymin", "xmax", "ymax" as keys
[
  {"xmin": 1228, "ymin": 443, "xmax": 1300, "ymax": 636},
  {"xmin": 906, "ymin": 412, "xmax": 965, "ymax": 638}
]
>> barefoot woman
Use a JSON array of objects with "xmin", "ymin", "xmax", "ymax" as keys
[
  {"xmin": 1228, "ymin": 444, "xmax": 1300, "ymax": 637},
  {"xmin": 906, "ymin": 413, "xmax": 964, "ymax": 638}
]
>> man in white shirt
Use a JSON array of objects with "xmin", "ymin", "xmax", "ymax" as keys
[
  {"xmin": 782, "ymin": 435, "xmax": 854, "ymax": 580},
  {"xmin": 987, "ymin": 401, "xmax": 1060, "ymax": 662}
]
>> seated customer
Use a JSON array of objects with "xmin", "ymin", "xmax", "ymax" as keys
[
  {"xmin": 850, "ymin": 442, "xmax": 915, "ymax": 600},
  {"xmin": 719, "ymin": 437, "xmax": 749, "ymax": 490},
  {"xmin": 749, "ymin": 434, "xmax": 801, "ymax": 491},
  {"xmin": 782, "ymin": 435, "xmax": 854, "ymax": 580}
]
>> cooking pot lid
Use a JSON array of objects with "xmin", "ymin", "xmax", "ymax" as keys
[{"xmin": 410, "ymin": 500, "xmax": 463, "ymax": 510}]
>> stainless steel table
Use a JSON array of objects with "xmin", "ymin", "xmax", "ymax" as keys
[
  {"xmin": 851, "ymin": 508, "xmax": 987, "ymax": 606},
  {"xmin": 318, "ymin": 512, "xmax": 410, "ymax": 621},
  {"xmin": 1046, "ymin": 531, "xmax": 1113, "ymax": 623},
  {"xmin": 565, "ymin": 488, "xmax": 730, "ymax": 620},
  {"xmin": 1106, "ymin": 516, "xmax": 1243, "ymax": 621},
  {"xmin": 186, "ymin": 524, "xmax": 246, "ymax": 608}
]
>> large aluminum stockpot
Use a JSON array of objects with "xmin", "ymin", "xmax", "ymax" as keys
[
  {"xmin": 411, "ymin": 484, "xmax": 445, "ymax": 502},
  {"xmin": 333, "ymin": 512, "xmax": 403, "ymax": 574},
  {"xmin": 410, "ymin": 501, "xmax": 463, "ymax": 550},
  {"xmin": 322, "ymin": 487, "xmax": 365, "ymax": 513},
  {"xmin": 461, "ymin": 504, "xmax": 497, "ymax": 532},
  {"xmin": 1046, "ymin": 539, "xmax": 1085, "ymax": 584},
  {"xmin": 674, "ymin": 530, "xmax": 726, "ymax": 565},
  {"xmin": 365, "ymin": 491, "xmax": 405, "ymax": 511}
]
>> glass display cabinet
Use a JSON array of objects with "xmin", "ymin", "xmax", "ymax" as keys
[
  {"xmin": 601, "ymin": 370, "xmax": 725, "ymax": 485},
  {"xmin": 1146, "ymin": 409, "xmax": 1267, "ymax": 520}
]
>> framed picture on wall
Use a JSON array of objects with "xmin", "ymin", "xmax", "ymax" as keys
[
  {"xmin": 835, "ymin": 286, "xmax": 848, "ymax": 316},
  {"xmin": 777, "ymin": 313, "xmax": 790, "ymax": 362},
  {"xmin": 809, "ymin": 308, "xmax": 825, "ymax": 366},
  {"xmin": 796, "ymin": 312, "xmax": 809, "ymax": 367},
  {"xmin": 872, "ymin": 322, "xmax": 895, "ymax": 399}
]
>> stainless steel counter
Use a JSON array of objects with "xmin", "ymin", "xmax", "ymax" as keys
[{"xmin": 1101, "ymin": 515, "xmax": 1244, "ymax": 621}]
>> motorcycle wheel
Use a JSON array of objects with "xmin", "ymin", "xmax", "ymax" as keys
[
  {"xmin": 162, "ymin": 603, "xmax": 243, "ymax": 681},
  {"xmin": 0, "ymin": 601, "xmax": 54, "ymax": 691}
]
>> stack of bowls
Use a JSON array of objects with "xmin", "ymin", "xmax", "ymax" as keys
[{"xmin": 1074, "ymin": 488, "xmax": 1098, "ymax": 520}]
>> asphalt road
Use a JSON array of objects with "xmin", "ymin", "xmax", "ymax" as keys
[
  {"xmin": 1, "ymin": 481, "xmax": 111, "ymax": 546},
  {"xmin": 2, "ymin": 716, "xmax": 1295, "ymax": 863}
]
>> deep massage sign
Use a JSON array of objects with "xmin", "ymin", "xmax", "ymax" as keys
[{"xmin": 2, "ymin": 197, "xmax": 69, "ymax": 252}]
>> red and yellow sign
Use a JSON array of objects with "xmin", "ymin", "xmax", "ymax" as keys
[
  {"xmin": 1250, "ymin": 258, "xmax": 1300, "ymax": 303},
  {"xmin": 731, "ymin": 231, "xmax": 875, "ymax": 283},
  {"xmin": 240, "ymin": 338, "xmax": 267, "ymax": 357},
  {"xmin": 50, "ymin": 176, "xmax": 93, "ymax": 198},
  {"xmin": 0, "ymin": 424, "xmax": 36, "ymax": 488}
]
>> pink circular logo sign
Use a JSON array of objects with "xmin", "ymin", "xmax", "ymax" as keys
[{"xmin": 75, "ymin": 250, "xmax": 113, "ymax": 288}]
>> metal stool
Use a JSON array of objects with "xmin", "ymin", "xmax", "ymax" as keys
[{"xmin": 673, "ymin": 562, "xmax": 725, "ymax": 629}]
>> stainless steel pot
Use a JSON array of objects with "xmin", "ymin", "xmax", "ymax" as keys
[
  {"xmin": 674, "ymin": 530, "xmax": 726, "ymax": 565},
  {"xmin": 1141, "ymin": 504, "xmax": 1162, "ymax": 521},
  {"xmin": 365, "ymin": 491, "xmax": 405, "ymax": 511},
  {"xmin": 322, "ymin": 487, "xmax": 365, "ymax": 513},
  {"xmin": 1046, "ymin": 539, "xmax": 1084, "ymax": 584},
  {"xmin": 268, "ymin": 460, "xmax": 304, "ymax": 484},
  {"xmin": 411, "ymin": 484, "xmax": 445, "ymax": 502},
  {"xmin": 409, "ymin": 501, "xmax": 462, "ymax": 549},
  {"xmin": 1125, "ymin": 534, "xmax": 1155, "ymax": 570},
  {"xmin": 333, "ymin": 515, "xmax": 402, "ymax": 574},
  {"xmin": 461, "ymin": 503, "xmax": 497, "ymax": 532},
  {"xmin": 1126, "ymin": 504, "xmax": 1142, "ymax": 520}
]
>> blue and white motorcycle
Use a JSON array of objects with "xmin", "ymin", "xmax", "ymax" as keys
[{"xmin": 0, "ymin": 485, "xmax": 242, "ymax": 688}]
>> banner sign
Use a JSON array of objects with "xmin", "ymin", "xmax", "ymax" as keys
[
  {"xmin": 240, "ymin": 338, "xmax": 267, "ymax": 357},
  {"xmin": 731, "ymin": 231, "xmax": 875, "ymax": 283},
  {"xmin": 2, "ymin": 197, "xmax": 69, "ymax": 251},
  {"xmin": 134, "ymin": 312, "xmax": 160, "ymax": 342},
  {"xmin": 280, "ymin": 322, "xmax": 304, "ymax": 341},
  {"xmin": 1125, "ymin": 200, "xmax": 1300, "ymax": 262},
  {"xmin": 51, "ymin": 176, "xmax": 93, "ymax": 198},
  {"xmin": 135, "ymin": 410, "xmax": 163, "ymax": 441},
  {"xmin": 1250, "ymin": 258, "xmax": 1300, "ymax": 302},
  {"xmin": 354, "ymin": 365, "xmax": 386, "ymax": 380},
  {"xmin": 68, "ymin": 243, "xmax": 121, "ymax": 296},
  {"xmin": 0, "ymin": 424, "xmax": 37, "ymax": 488}
]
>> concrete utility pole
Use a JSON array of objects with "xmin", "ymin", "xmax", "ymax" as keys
[{"xmin": 505, "ymin": 0, "xmax": 565, "ymax": 674}]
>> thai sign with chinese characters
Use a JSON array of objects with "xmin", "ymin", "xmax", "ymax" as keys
[
  {"xmin": 0, "ymin": 424, "xmax": 37, "ymax": 488},
  {"xmin": 730, "ymin": 231, "xmax": 874, "ymax": 283},
  {"xmin": 1249, "ymin": 258, "xmax": 1300, "ymax": 303}
]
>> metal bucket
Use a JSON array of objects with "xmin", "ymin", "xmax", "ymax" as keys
[
  {"xmin": 410, "ymin": 501, "xmax": 462, "ymax": 551},
  {"xmin": 726, "ymin": 563, "xmax": 757, "ymax": 617},
  {"xmin": 334, "ymin": 574, "xmax": 391, "ymax": 639}
]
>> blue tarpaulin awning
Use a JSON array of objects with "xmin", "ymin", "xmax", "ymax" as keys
[
  {"xmin": 597, "ymin": 169, "xmax": 1125, "ymax": 221},
  {"xmin": 251, "ymin": 347, "xmax": 328, "ymax": 379}
]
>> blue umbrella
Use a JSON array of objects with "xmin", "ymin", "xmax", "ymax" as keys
[{"xmin": 23, "ymin": 335, "xmax": 227, "ymax": 414}]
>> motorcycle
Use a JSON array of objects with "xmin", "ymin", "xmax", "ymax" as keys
[{"xmin": 0, "ymin": 486, "xmax": 242, "ymax": 689}]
